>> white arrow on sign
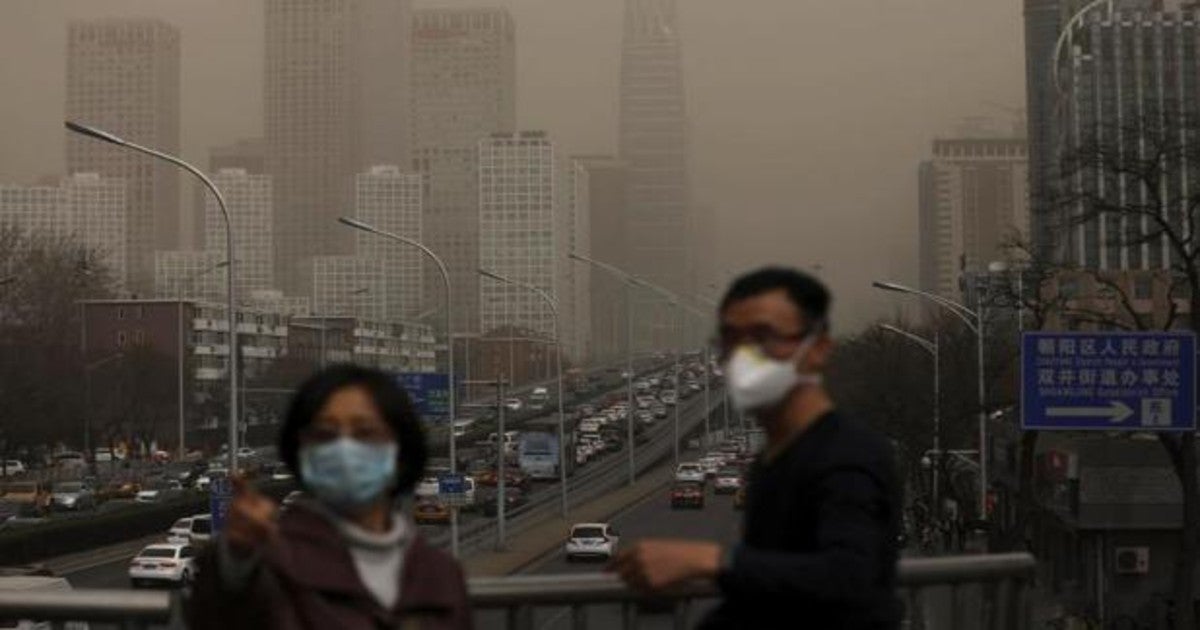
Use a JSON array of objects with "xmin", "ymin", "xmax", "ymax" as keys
[{"xmin": 1046, "ymin": 400, "xmax": 1135, "ymax": 424}]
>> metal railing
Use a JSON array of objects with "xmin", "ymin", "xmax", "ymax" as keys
[
  {"xmin": 469, "ymin": 552, "xmax": 1038, "ymax": 630},
  {"xmin": 0, "ymin": 587, "xmax": 171, "ymax": 629},
  {"xmin": 0, "ymin": 553, "xmax": 1035, "ymax": 629}
]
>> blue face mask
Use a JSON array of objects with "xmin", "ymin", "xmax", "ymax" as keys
[{"xmin": 299, "ymin": 437, "xmax": 398, "ymax": 512}]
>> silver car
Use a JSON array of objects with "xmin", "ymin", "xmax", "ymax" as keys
[{"xmin": 50, "ymin": 481, "xmax": 94, "ymax": 511}]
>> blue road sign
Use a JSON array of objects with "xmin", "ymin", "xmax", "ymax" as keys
[
  {"xmin": 437, "ymin": 472, "xmax": 466, "ymax": 495},
  {"xmin": 1021, "ymin": 331, "xmax": 1196, "ymax": 431},
  {"xmin": 209, "ymin": 476, "xmax": 233, "ymax": 533},
  {"xmin": 397, "ymin": 373, "xmax": 451, "ymax": 420}
]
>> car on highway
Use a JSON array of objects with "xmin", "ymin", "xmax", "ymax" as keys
[
  {"xmin": 674, "ymin": 462, "xmax": 705, "ymax": 484},
  {"xmin": 53, "ymin": 451, "xmax": 87, "ymax": 476},
  {"xmin": 0, "ymin": 460, "xmax": 26, "ymax": 477},
  {"xmin": 413, "ymin": 500, "xmax": 451, "ymax": 525},
  {"xmin": 660, "ymin": 390, "xmax": 678, "ymax": 406},
  {"xmin": 281, "ymin": 490, "xmax": 305, "ymax": 509},
  {"xmin": 714, "ymin": 468, "xmax": 743, "ymax": 494},
  {"xmin": 92, "ymin": 447, "xmax": 126, "ymax": 463},
  {"xmin": 671, "ymin": 481, "xmax": 705, "ymax": 509},
  {"xmin": 702, "ymin": 454, "xmax": 726, "ymax": 475},
  {"xmin": 267, "ymin": 463, "xmax": 294, "ymax": 482},
  {"xmin": 686, "ymin": 380, "xmax": 702, "ymax": 392},
  {"xmin": 0, "ymin": 481, "xmax": 49, "ymax": 509},
  {"xmin": 564, "ymin": 522, "xmax": 620, "ymax": 562},
  {"xmin": 575, "ymin": 444, "xmax": 592, "ymax": 465},
  {"xmin": 135, "ymin": 479, "xmax": 184, "ymax": 504},
  {"xmin": 415, "ymin": 476, "xmax": 440, "ymax": 499},
  {"xmin": 194, "ymin": 467, "xmax": 228, "ymax": 492},
  {"xmin": 473, "ymin": 468, "xmax": 529, "ymax": 491},
  {"xmin": 50, "ymin": 481, "xmax": 95, "ymax": 511},
  {"xmin": 97, "ymin": 479, "xmax": 142, "ymax": 503},
  {"xmin": 635, "ymin": 410, "xmax": 655, "ymax": 425},
  {"xmin": 128, "ymin": 542, "xmax": 198, "ymax": 587},
  {"xmin": 174, "ymin": 513, "xmax": 213, "ymax": 544},
  {"xmin": 504, "ymin": 397, "xmax": 524, "ymax": 412},
  {"xmin": 652, "ymin": 404, "xmax": 668, "ymax": 419}
]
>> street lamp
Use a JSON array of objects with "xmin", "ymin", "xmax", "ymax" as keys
[
  {"xmin": 478, "ymin": 268, "xmax": 569, "ymax": 518},
  {"xmin": 872, "ymin": 280, "xmax": 988, "ymax": 521},
  {"xmin": 66, "ymin": 121, "xmax": 241, "ymax": 473},
  {"xmin": 879, "ymin": 324, "xmax": 941, "ymax": 508},
  {"xmin": 338, "ymin": 216, "xmax": 461, "ymax": 556}
]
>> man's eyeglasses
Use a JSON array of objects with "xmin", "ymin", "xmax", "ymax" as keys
[{"xmin": 711, "ymin": 324, "xmax": 811, "ymax": 360}]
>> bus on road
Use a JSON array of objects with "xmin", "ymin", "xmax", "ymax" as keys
[{"xmin": 517, "ymin": 430, "xmax": 573, "ymax": 480}]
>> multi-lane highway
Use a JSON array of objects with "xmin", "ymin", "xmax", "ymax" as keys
[{"xmin": 472, "ymin": 476, "xmax": 742, "ymax": 629}]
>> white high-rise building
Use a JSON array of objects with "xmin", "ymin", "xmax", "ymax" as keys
[
  {"xmin": 411, "ymin": 8, "xmax": 516, "ymax": 335},
  {"xmin": 478, "ymin": 132, "xmax": 558, "ymax": 341},
  {"xmin": 355, "ymin": 166, "xmax": 423, "ymax": 319},
  {"xmin": 204, "ymin": 169, "xmax": 274, "ymax": 296},
  {"xmin": 66, "ymin": 19, "xmax": 180, "ymax": 292},
  {"xmin": 0, "ymin": 173, "xmax": 128, "ymax": 283},
  {"xmin": 312, "ymin": 256, "xmax": 389, "ymax": 322},
  {"xmin": 154, "ymin": 250, "xmax": 225, "ymax": 303}
]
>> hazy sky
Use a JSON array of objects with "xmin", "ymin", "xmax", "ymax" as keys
[{"xmin": 0, "ymin": 0, "xmax": 1025, "ymax": 332}]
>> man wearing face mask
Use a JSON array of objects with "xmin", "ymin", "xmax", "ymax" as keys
[
  {"xmin": 189, "ymin": 365, "xmax": 471, "ymax": 630},
  {"xmin": 609, "ymin": 267, "xmax": 902, "ymax": 630}
]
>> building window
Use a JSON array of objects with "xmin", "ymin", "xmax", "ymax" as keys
[
  {"xmin": 117, "ymin": 307, "xmax": 126, "ymax": 320},
  {"xmin": 116, "ymin": 331, "xmax": 128, "ymax": 348},
  {"xmin": 135, "ymin": 305, "xmax": 144, "ymax": 319},
  {"xmin": 134, "ymin": 330, "xmax": 145, "ymax": 346}
]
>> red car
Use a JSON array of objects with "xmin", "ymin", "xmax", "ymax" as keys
[{"xmin": 670, "ymin": 482, "xmax": 705, "ymax": 509}]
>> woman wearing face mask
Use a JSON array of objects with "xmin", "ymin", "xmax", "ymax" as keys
[{"xmin": 189, "ymin": 365, "xmax": 472, "ymax": 630}]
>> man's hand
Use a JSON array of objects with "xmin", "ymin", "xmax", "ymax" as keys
[
  {"xmin": 225, "ymin": 475, "xmax": 279, "ymax": 556},
  {"xmin": 607, "ymin": 540, "xmax": 722, "ymax": 592}
]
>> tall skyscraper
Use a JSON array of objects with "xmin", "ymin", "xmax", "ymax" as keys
[
  {"xmin": 312, "ymin": 256, "xmax": 390, "ymax": 322},
  {"xmin": 0, "ymin": 173, "xmax": 128, "ymax": 283},
  {"xmin": 574, "ymin": 156, "xmax": 629, "ymax": 363},
  {"xmin": 478, "ymin": 132, "xmax": 558, "ymax": 340},
  {"xmin": 265, "ymin": 0, "xmax": 411, "ymax": 296},
  {"xmin": 411, "ymin": 8, "xmax": 516, "ymax": 335},
  {"xmin": 917, "ymin": 138, "xmax": 1030, "ymax": 301},
  {"xmin": 1024, "ymin": 0, "xmax": 1064, "ymax": 263},
  {"xmin": 1057, "ymin": 1, "xmax": 1200, "ymax": 270},
  {"xmin": 354, "ymin": 165, "xmax": 423, "ymax": 318},
  {"xmin": 66, "ymin": 18, "xmax": 180, "ymax": 292},
  {"xmin": 619, "ymin": 0, "xmax": 690, "ymax": 294}
]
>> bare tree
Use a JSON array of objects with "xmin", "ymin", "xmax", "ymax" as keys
[{"xmin": 1057, "ymin": 112, "xmax": 1200, "ymax": 628}]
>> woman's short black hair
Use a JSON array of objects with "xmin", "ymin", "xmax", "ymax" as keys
[
  {"xmin": 279, "ymin": 364, "xmax": 428, "ymax": 496},
  {"xmin": 720, "ymin": 266, "xmax": 831, "ymax": 333}
]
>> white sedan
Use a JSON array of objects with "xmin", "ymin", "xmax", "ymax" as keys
[
  {"xmin": 674, "ymin": 462, "xmax": 706, "ymax": 484},
  {"xmin": 129, "ymin": 542, "xmax": 198, "ymax": 587},
  {"xmin": 564, "ymin": 522, "xmax": 620, "ymax": 561}
]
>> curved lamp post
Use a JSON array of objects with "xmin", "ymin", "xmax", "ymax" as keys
[{"xmin": 66, "ymin": 121, "xmax": 241, "ymax": 473}]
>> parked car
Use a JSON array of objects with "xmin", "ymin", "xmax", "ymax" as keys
[
  {"xmin": 50, "ymin": 481, "xmax": 95, "ymax": 511},
  {"xmin": 674, "ymin": 462, "xmax": 705, "ymax": 484},
  {"xmin": 128, "ymin": 542, "xmax": 198, "ymax": 587},
  {"xmin": 0, "ymin": 481, "xmax": 49, "ymax": 509},
  {"xmin": 53, "ymin": 451, "xmax": 87, "ymax": 475},
  {"xmin": 0, "ymin": 460, "xmax": 27, "ymax": 477},
  {"xmin": 670, "ymin": 482, "xmax": 705, "ymax": 509},
  {"xmin": 564, "ymin": 522, "xmax": 620, "ymax": 561},
  {"xmin": 413, "ymin": 500, "xmax": 450, "ymax": 525},
  {"xmin": 714, "ymin": 468, "xmax": 742, "ymax": 494},
  {"xmin": 98, "ymin": 480, "xmax": 142, "ymax": 503},
  {"xmin": 504, "ymin": 397, "xmax": 523, "ymax": 412}
]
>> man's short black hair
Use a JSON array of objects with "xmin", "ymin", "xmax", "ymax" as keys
[
  {"xmin": 279, "ymin": 364, "xmax": 428, "ymax": 496},
  {"xmin": 720, "ymin": 266, "xmax": 831, "ymax": 332}
]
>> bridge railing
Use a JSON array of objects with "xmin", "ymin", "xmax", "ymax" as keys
[{"xmin": 0, "ymin": 553, "xmax": 1035, "ymax": 630}]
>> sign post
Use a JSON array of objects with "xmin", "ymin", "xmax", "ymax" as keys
[
  {"xmin": 397, "ymin": 373, "xmax": 451, "ymax": 421},
  {"xmin": 1021, "ymin": 332, "xmax": 1196, "ymax": 431},
  {"xmin": 209, "ymin": 476, "xmax": 233, "ymax": 534}
]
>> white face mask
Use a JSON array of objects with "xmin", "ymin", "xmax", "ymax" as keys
[{"xmin": 723, "ymin": 335, "xmax": 821, "ymax": 414}]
